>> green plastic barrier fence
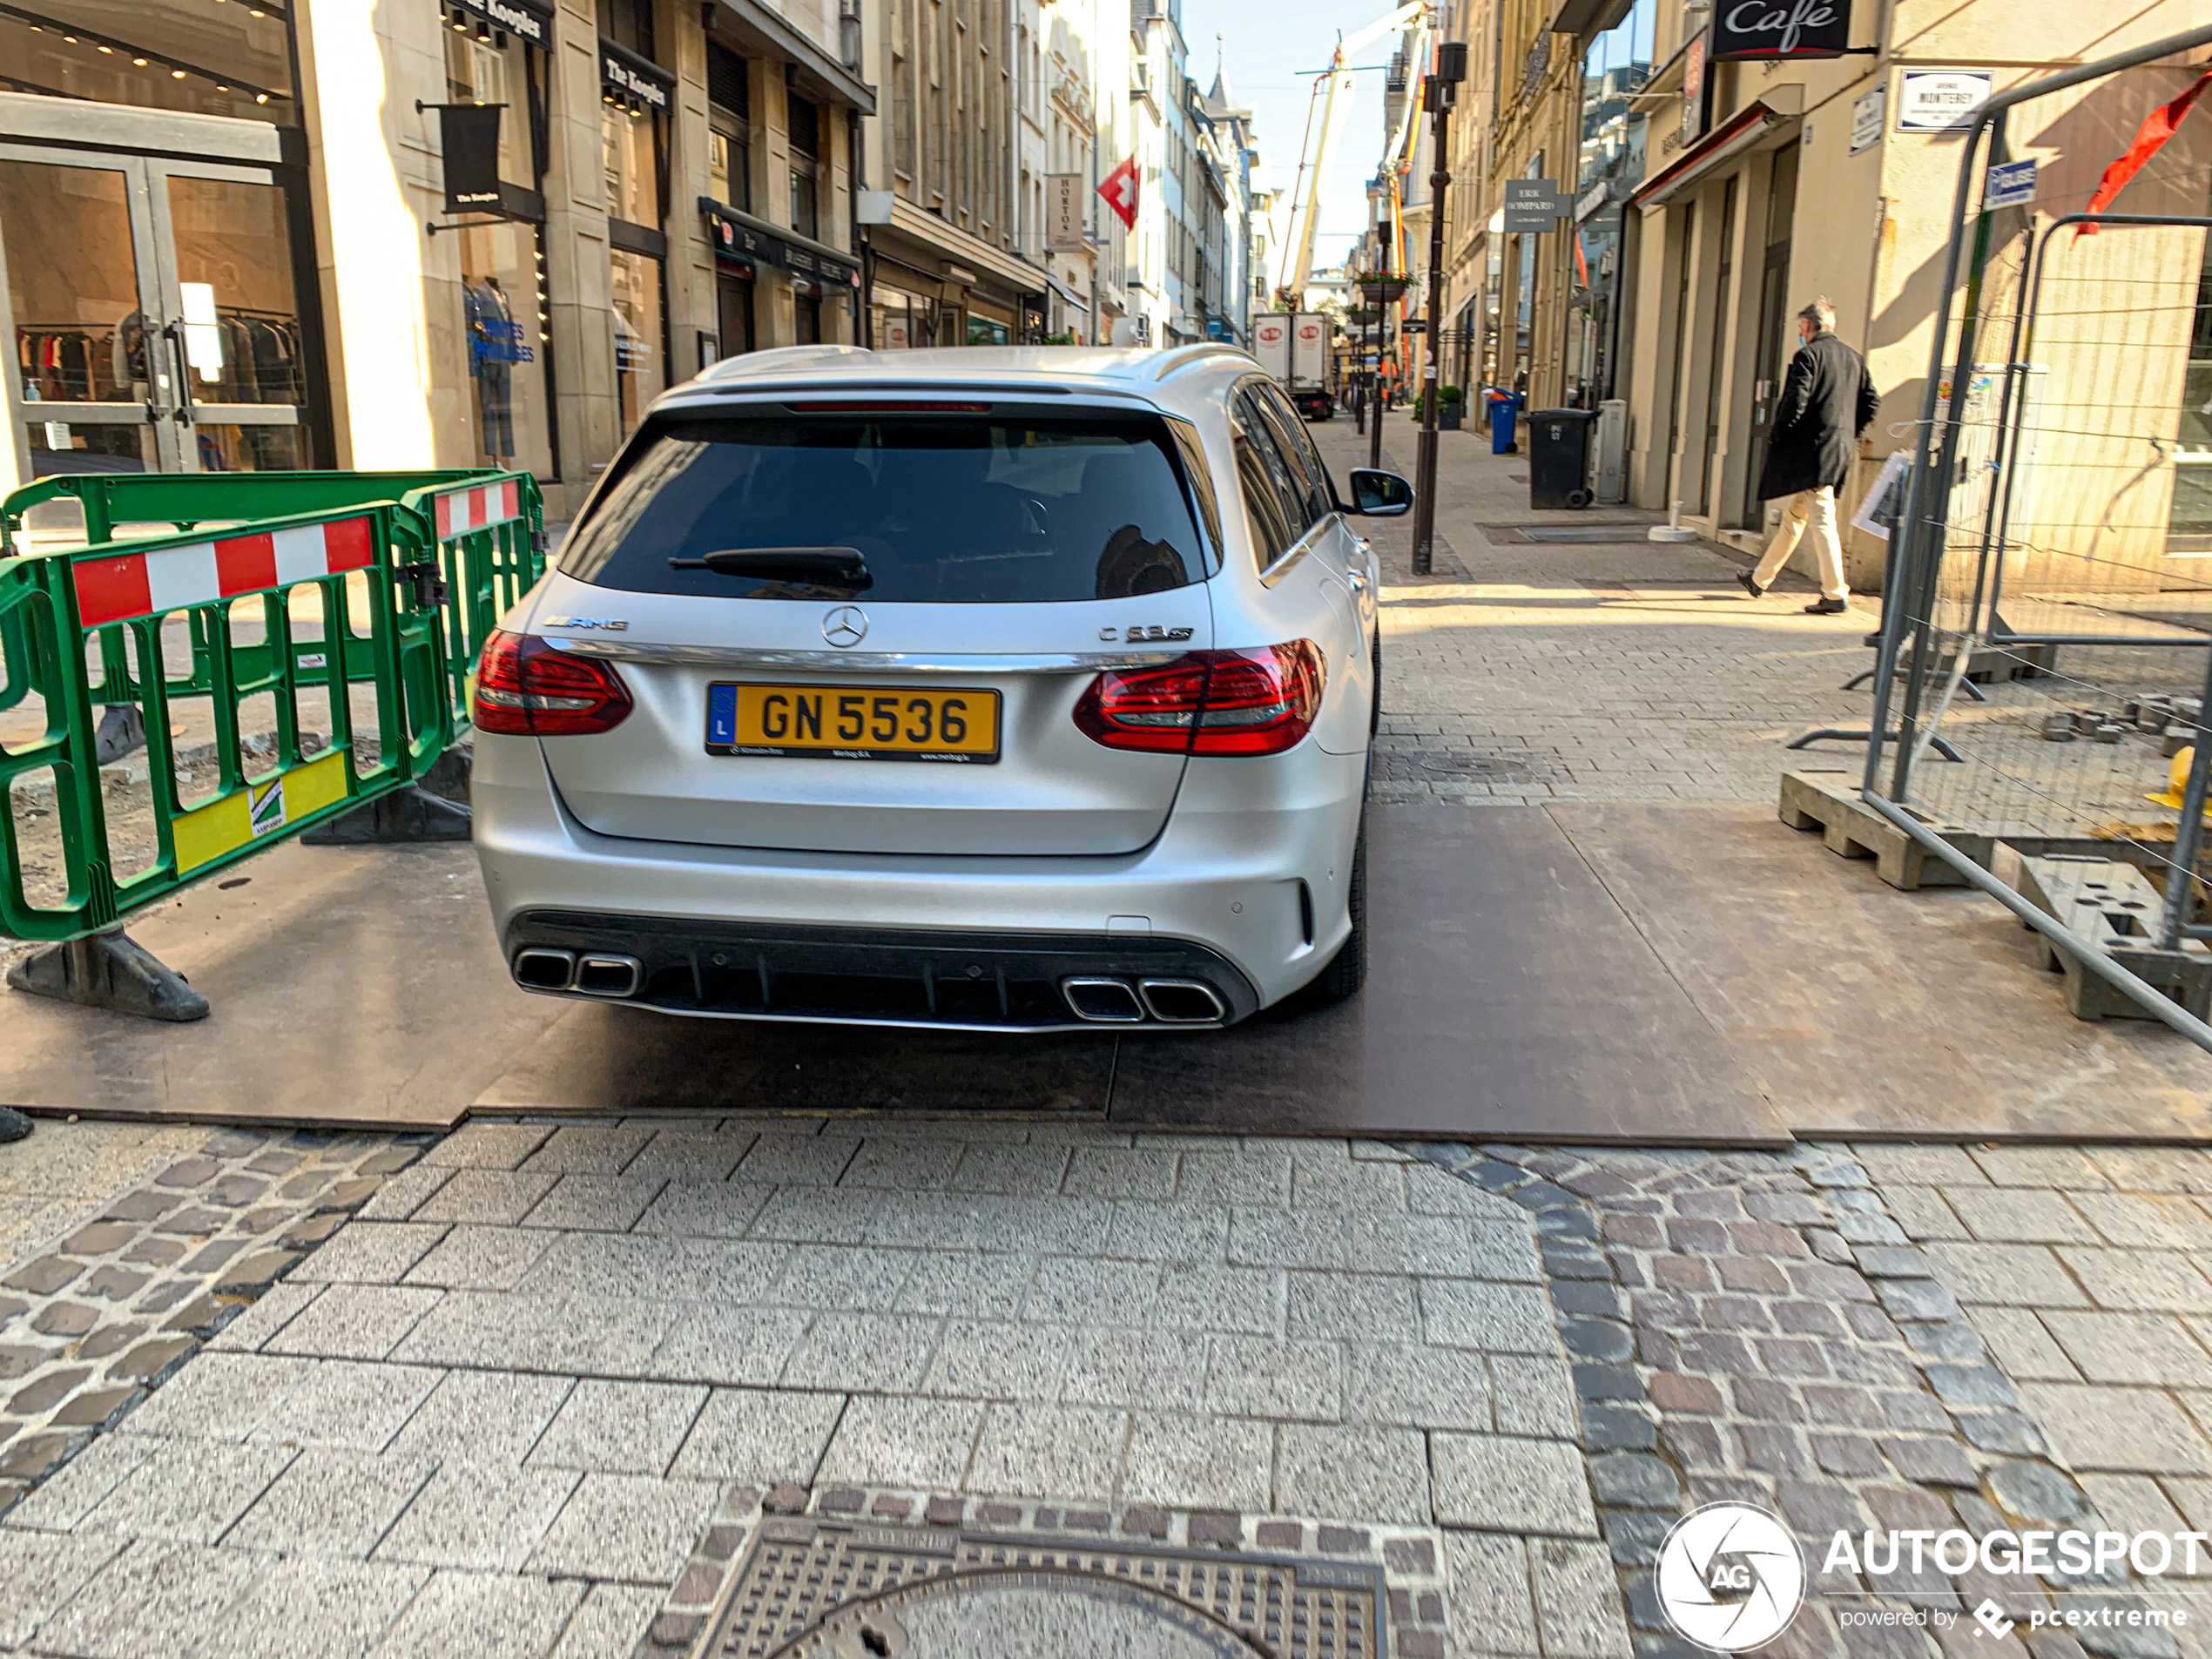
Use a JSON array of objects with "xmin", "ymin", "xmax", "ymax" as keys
[{"xmin": 0, "ymin": 470, "xmax": 545, "ymax": 945}]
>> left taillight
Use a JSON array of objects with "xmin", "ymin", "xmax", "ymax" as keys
[
  {"xmin": 472, "ymin": 629, "xmax": 633, "ymax": 736},
  {"xmin": 1074, "ymin": 641, "xmax": 1325, "ymax": 757}
]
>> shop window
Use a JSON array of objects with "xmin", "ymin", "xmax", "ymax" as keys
[
  {"xmin": 0, "ymin": 0, "xmax": 295, "ymax": 124},
  {"xmin": 717, "ymin": 269, "xmax": 757, "ymax": 359},
  {"xmin": 604, "ymin": 100, "xmax": 662, "ymax": 229},
  {"xmin": 597, "ymin": 0, "xmax": 653, "ymax": 58},
  {"xmin": 611, "ymin": 246, "xmax": 664, "ymax": 441}
]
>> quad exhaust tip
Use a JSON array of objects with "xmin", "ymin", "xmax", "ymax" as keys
[
  {"xmin": 512, "ymin": 948, "xmax": 644, "ymax": 998},
  {"xmin": 1061, "ymin": 976, "xmax": 1226, "ymax": 1024}
]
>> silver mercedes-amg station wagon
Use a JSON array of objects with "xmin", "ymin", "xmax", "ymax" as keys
[{"xmin": 470, "ymin": 344, "xmax": 1413, "ymax": 1030}]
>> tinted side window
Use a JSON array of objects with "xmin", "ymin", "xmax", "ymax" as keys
[
  {"xmin": 1258, "ymin": 383, "xmax": 1338, "ymax": 518},
  {"xmin": 1164, "ymin": 415, "xmax": 1225, "ymax": 561},
  {"xmin": 1230, "ymin": 402, "xmax": 1294, "ymax": 568},
  {"xmin": 1233, "ymin": 388, "xmax": 1318, "ymax": 539}
]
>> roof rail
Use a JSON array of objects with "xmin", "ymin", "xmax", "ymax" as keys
[
  {"xmin": 1145, "ymin": 342, "xmax": 1255, "ymax": 381},
  {"xmin": 698, "ymin": 344, "xmax": 874, "ymax": 381}
]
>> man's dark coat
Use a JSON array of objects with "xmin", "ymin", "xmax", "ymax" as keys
[{"xmin": 1757, "ymin": 330, "xmax": 1881, "ymax": 502}]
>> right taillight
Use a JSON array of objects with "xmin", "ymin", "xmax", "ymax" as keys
[
  {"xmin": 473, "ymin": 628, "xmax": 633, "ymax": 736},
  {"xmin": 1074, "ymin": 642, "xmax": 1324, "ymax": 757}
]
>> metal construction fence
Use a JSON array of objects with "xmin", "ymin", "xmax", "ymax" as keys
[
  {"xmin": 1865, "ymin": 24, "xmax": 2212, "ymax": 1044},
  {"xmin": 0, "ymin": 469, "xmax": 543, "ymax": 945}
]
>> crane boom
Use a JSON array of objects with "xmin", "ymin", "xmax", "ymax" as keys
[{"xmin": 1279, "ymin": 0, "xmax": 1426, "ymax": 303}]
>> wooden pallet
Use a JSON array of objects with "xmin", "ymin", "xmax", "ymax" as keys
[{"xmin": 1998, "ymin": 849, "xmax": 2212, "ymax": 1022}]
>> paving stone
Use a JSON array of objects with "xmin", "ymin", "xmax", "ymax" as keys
[
  {"xmin": 374, "ymin": 1460, "xmax": 583, "ymax": 1572},
  {"xmin": 34, "ymin": 1540, "xmax": 261, "ymax": 1659},
  {"xmin": 227, "ymin": 1446, "xmax": 437, "ymax": 1556},
  {"xmin": 1586, "ymin": 1451, "xmax": 1681, "ymax": 1510},
  {"xmin": 1530, "ymin": 1536, "xmax": 1635, "ymax": 1657},
  {"xmin": 1120, "ymin": 1413, "xmax": 1272, "ymax": 1510},
  {"xmin": 633, "ymin": 1180, "xmax": 776, "ymax": 1239},
  {"xmin": 401, "ymin": 1224, "xmax": 556, "ymax": 1291},
  {"xmin": 366, "ymin": 1566, "xmax": 584, "ymax": 1659},
  {"xmin": 354, "ymin": 1163, "xmax": 454, "ymax": 1222},
  {"xmin": 732, "ymin": 1134, "xmax": 861, "ymax": 1186},
  {"xmin": 8, "ymin": 1364, "xmax": 89, "ymax": 1414},
  {"xmin": 0, "ymin": 1527, "xmax": 123, "ymax": 1649},
  {"xmin": 648, "ymin": 1305, "xmax": 811, "ymax": 1386},
  {"xmin": 1101, "ymin": 1200, "xmax": 1231, "ymax": 1262},
  {"xmin": 779, "ymin": 1312, "xmax": 941, "ymax": 1392},
  {"xmin": 76, "ymin": 1435, "xmax": 298, "ymax": 1542},
  {"xmin": 1442, "ymin": 1531, "xmax": 1542, "ymax": 1656},
  {"xmin": 767, "ymin": 1244, "xmax": 914, "ymax": 1312},
  {"xmin": 529, "ymin": 1379, "xmax": 709, "ymax": 1476},
  {"xmin": 520, "ymin": 1174, "xmax": 668, "ymax": 1231},
  {"xmin": 1060, "ymin": 1147, "xmax": 1179, "ymax": 1200},
  {"xmin": 618, "ymin": 1129, "xmax": 759, "ymax": 1183},
  {"xmin": 1342, "ymin": 1343, "xmax": 1492, "ymax": 1430},
  {"xmin": 2, "ymin": 1256, "xmax": 83, "ymax": 1296},
  {"xmin": 1941, "ymin": 1188, "xmax": 2101, "ymax": 1245},
  {"xmin": 518, "ymin": 1123, "xmax": 657, "ymax": 1176},
  {"xmin": 520, "ymin": 1232, "xmax": 786, "ymax": 1304},
  {"xmin": 668, "ymin": 1386, "xmax": 845, "ymax": 1483},
  {"xmin": 1058, "ymin": 1329, "xmax": 1210, "ymax": 1411},
  {"xmin": 196, "ymin": 1554, "xmax": 430, "ymax": 1659},
  {"xmin": 2056, "ymin": 1247, "xmax": 2212, "ymax": 1315},
  {"xmin": 1431, "ymin": 1433, "xmax": 1599, "ymax": 1538},
  {"xmin": 2018, "ymin": 1384, "xmax": 2212, "ymax": 1475},
  {"xmin": 526, "ymin": 1472, "xmax": 722, "ymax": 1582},
  {"xmin": 1418, "ymin": 1280, "xmax": 1559, "ymax": 1354},
  {"xmin": 815, "ymin": 1396, "xmax": 985, "ymax": 1489},
  {"xmin": 1286, "ymin": 1272, "xmax": 1421, "ymax": 1342},
  {"xmin": 948, "ymin": 1143, "xmax": 1075, "ymax": 1195},
  {"xmin": 1275, "ymin": 1422, "xmax": 1431, "ymax": 1523},
  {"xmin": 549, "ymin": 1583, "xmax": 670, "ymax": 1659},
  {"xmin": 2040, "ymin": 1310, "xmax": 2212, "ymax": 1386},
  {"xmin": 409, "ymin": 1170, "xmax": 559, "ymax": 1228},
  {"xmin": 1972, "ymin": 1305, "xmax": 2080, "ymax": 1382},
  {"xmin": 262, "ymin": 1284, "xmax": 443, "ymax": 1361},
  {"xmin": 253, "ymin": 1359, "xmax": 443, "ymax": 1451},
  {"xmin": 292, "ymin": 1221, "xmax": 448, "ymax": 1285},
  {"xmin": 1204, "ymin": 1336, "xmax": 1342, "ymax": 1420},
  {"xmin": 118, "ymin": 1350, "xmax": 311, "ymax": 1439},
  {"xmin": 1922, "ymin": 1242, "xmax": 2088, "ymax": 1308},
  {"xmin": 966, "ymin": 1403, "xmax": 1128, "ymax": 1500},
  {"xmin": 419, "ymin": 1123, "xmax": 556, "ymax": 1171},
  {"xmin": 383, "ymin": 1369, "xmax": 577, "ymax": 1467},
  {"xmin": 916, "ymin": 1319, "xmax": 1076, "ymax": 1400},
  {"xmin": 1970, "ymin": 1147, "xmax": 2110, "ymax": 1189}
]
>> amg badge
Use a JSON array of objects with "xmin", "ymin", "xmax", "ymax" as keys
[
  {"xmin": 540, "ymin": 617, "xmax": 629, "ymax": 631},
  {"xmin": 1099, "ymin": 624, "xmax": 1196, "ymax": 643}
]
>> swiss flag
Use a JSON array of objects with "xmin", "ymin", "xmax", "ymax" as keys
[{"xmin": 1098, "ymin": 157, "xmax": 1141, "ymax": 231}]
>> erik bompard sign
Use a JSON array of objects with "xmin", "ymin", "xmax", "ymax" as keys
[{"xmin": 1712, "ymin": 0, "xmax": 1851, "ymax": 60}]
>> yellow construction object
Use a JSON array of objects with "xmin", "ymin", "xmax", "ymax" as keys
[{"xmin": 2148, "ymin": 745, "xmax": 2209, "ymax": 812}]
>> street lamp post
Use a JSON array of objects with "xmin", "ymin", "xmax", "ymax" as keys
[{"xmin": 1411, "ymin": 42, "xmax": 1467, "ymax": 577}]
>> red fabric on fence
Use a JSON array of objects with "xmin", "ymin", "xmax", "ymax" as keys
[{"xmin": 2075, "ymin": 65, "xmax": 2212, "ymax": 237}]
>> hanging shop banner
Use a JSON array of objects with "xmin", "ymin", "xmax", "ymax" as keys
[
  {"xmin": 1711, "ymin": 0, "xmax": 1851, "ymax": 61},
  {"xmin": 602, "ymin": 39, "xmax": 674, "ymax": 111},
  {"xmin": 453, "ymin": 0, "xmax": 554, "ymax": 49},
  {"xmin": 1680, "ymin": 32, "xmax": 1710, "ymax": 145},
  {"xmin": 1046, "ymin": 175, "xmax": 1085, "ymax": 252},
  {"xmin": 435, "ymin": 104, "xmax": 505, "ymax": 213}
]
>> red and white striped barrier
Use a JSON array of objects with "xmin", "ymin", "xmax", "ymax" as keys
[
  {"xmin": 432, "ymin": 479, "xmax": 523, "ymax": 539},
  {"xmin": 71, "ymin": 517, "xmax": 378, "ymax": 629}
]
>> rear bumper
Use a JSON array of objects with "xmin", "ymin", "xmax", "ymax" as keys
[
  {"xmin": 502, "ymin": 912, "xmax": 1259, "ymax": 1030},
  {"xmin": 471, "ymin": 730, "xmax": 1366, "ymax": 1018}
]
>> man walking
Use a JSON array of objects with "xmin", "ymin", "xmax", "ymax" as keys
[{"xmin": 1737, "ymin": 298, "xmax": 1881, "ymax": 615}]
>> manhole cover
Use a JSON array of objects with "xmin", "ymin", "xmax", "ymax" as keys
[{"xmin": 705, "ymin": 1519, "xmax": 1383, "ymax": 1659}]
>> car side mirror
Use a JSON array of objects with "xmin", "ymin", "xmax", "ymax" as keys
[{"xmin": 1349, "ymin": 469, "xmax": 1413, "ymax": 517}]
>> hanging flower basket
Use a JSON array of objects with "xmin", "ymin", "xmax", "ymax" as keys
[{"xmin": 1353, "ymin": 273, "xmax": 1409, "ymax": 302}]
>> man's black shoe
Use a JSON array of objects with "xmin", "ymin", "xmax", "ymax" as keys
[
  {"xmin": 1736, "ymin": 570, "xmax": 1764, "ymax": 598},
  {"xmin": 0, "ymin": 1106, "xmax": 31, "ymax": 1143},
  {"xmin": 1804, "ymin": 597, "xmax": 1848, "ymax": 615}
]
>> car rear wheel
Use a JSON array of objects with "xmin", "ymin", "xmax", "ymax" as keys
[{"xmin": 1312, "ymin": 812, "xmax": 1367, "ymax": 1001}]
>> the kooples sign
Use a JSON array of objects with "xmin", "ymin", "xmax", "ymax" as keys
[
  {"xmin": 601, "ymin": 43, "xmax": 673, "ymax": 111},
  {"xmin": 1712, "ymin": 0, "xmax": 1851, "ymax": 59}
]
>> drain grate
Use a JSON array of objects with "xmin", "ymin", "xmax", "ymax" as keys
[{"xmin": 704, "ymin": 1517, "xmax": 1385, "ymax": 1659}]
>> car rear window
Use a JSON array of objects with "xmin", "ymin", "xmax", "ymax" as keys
[{"xmin": 559, "ymin": 411, "xmax": 1219, "ymax": 603}]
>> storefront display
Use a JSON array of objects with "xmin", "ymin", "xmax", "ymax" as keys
[{"xmin": 611, "ymin": 246, "xmax": 664, "ymax": 439}]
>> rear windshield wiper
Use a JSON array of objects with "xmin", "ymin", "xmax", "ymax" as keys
[{"xmin": 668, "ymin": 546, "xmax": 871, "ymax": 588}]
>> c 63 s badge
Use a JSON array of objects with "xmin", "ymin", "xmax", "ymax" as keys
[
  {"xmin": 1098, "ymin": 624, "xmax": 1195, "ymax": 643},
  {"xmin": 541, "ymin": 617, "xmax": 629, "ymax": 631}
]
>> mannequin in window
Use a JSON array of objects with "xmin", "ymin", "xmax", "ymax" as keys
[{"xmin": 466, "ymin": 275, "xmax": 516, "ymax": 462}]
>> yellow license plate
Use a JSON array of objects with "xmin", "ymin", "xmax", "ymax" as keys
[{"xmin": 705, "ymin": 682, "xmax": 1001, "ymax": 762}]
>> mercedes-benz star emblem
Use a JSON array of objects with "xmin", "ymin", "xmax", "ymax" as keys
[{"xmin": 821, "ymin": 605, "xmax": 868, "ymax": 648}]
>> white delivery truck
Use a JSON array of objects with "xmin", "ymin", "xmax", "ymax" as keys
[{"xmin": 1251, "ymin": 313, "xmax": 1337, "ymax": 421}]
